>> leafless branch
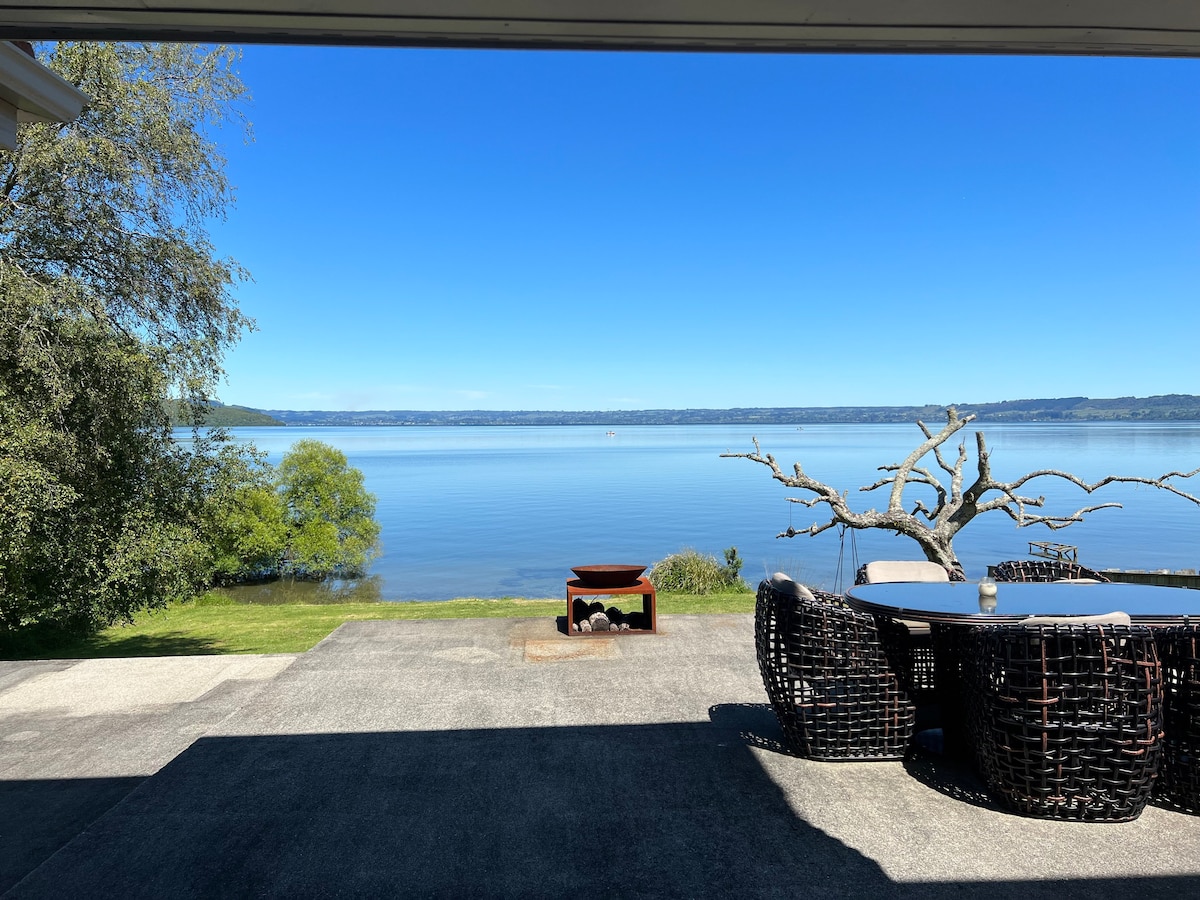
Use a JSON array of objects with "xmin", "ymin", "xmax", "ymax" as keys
[{"xmin": 723, "ymin": 407, "xmax": 1200, "ymax": 572}]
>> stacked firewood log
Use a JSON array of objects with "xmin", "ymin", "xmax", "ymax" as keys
[{"xmin": 570, "ymin": 598, "xmax": 648, "ymax": 632}]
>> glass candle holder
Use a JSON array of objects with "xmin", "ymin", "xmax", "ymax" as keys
[{"xmin": 978, "ymin": 576, "xmax": 997, "ymax": 612}]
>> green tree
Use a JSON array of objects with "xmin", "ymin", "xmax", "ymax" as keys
[
  {"xmin": 0, "ymin": 294, "xmax": 208, "ymax": 632},
  {"xmin": 0, "ymin": 43, "xmax": 252, "ymax": 635},
  {"xmin": 199, "ymin": 443, "xmax": 288, "ymax": 583},
  {"xmin": 1, "ymin": 42, "xmax": 251, "ymax": 398},
  {"xmin": 276, "ymin": 441, "xmax": 381, "ymax": 579}
]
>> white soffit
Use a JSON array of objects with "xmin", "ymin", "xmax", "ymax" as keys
[
  {"xmin": 0, "ymin": 1, "xmax": 1199, "ymax": 57},
  {"xmin": 0, "ymin": 41, "xmax": 87, "ymax": 149}
]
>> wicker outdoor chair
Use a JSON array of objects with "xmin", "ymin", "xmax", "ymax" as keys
[
  {"xmin": 853, "ymin": 561, "xmax": 946, "ymax": 706},
  {"xmin": 872, "ymin": 617, "xmax": 938, "ymax": 708},
  {"xmin": 991, "ymin": 559, "xmax": 1111, "ymax": 583},
  {"xmin": 964, "ymin": 621, "xmax": 1163, "ymax": 821},
  {"xmin": 1154, "ymin": 625, "xmax": 1200, "ymax": 814},
  {"xmin": 755, "ymin": 575, "xmax": 915, "ymax": 761}
]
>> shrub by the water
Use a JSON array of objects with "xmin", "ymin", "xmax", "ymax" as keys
[
  {"xmin": 203, "ymin": 440, "xmax": 381, "ymax": 584},
  {"xmin": 648, "ymin": 547, "xmax": 748, "ymax": 594}
]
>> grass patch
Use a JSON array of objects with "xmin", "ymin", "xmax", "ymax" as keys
[{"xmin": 1, "ymin": 589, "xmax": 755, "ymax": 659}]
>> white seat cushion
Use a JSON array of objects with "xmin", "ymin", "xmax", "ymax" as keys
[
  {"xmin": 1017, "ymin": 612, "xmax": 1132, "ymax": 627},
  {"xmin": 863, "ymin": 560, "xmax": 949, "ymax": 584},
  {"xmin": 893, "ymin": 618, "xmax": 932, "ymax": 636}
]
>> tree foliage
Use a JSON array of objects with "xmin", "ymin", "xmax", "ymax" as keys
[
  {"xmin": 197, "ymin": 440, "xmax": 382, "ymax": 584},
  {"xmin": 0, "ymin": 291, "xmax": 208, "ymax": 632},
  {"xmin": 2, "ymin": 42, "xmax": 251, "ymax": 399},
  {"xmin": 276, "ymin": 440, "xmax": 381, "ymax": 579},
  {"xmin": 725, "ymin": 407, "xmax": 1200, "ymax": 573},
  {"xmin": 199, "ymin": 443, "xmax": 288, "ymax": 583},
  {"xmin": 0, "ymin": 43, "xmax": 252, "ymax": 635}
]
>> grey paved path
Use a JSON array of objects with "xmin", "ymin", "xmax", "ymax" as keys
[{"xmin": 3, "ymin": 614, "xmax": 1199, "ymax": 898}]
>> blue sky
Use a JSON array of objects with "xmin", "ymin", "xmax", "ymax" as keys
[{"xmin": 212, "ymin": 47, "xmax": 1200, "ymax": 411}]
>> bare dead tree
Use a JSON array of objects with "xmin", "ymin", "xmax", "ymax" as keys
[{"xmin": 722, "ymin": 407, "xmax": 1200, "ymax": 574}]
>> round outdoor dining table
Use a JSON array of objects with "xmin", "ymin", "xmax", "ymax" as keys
[
  {"xmin": 844, "ymin": 580, "xmax": 1200, "ymax": 758},
  {"xmin": 844, "ymin": 580, "xmax": 1200, "ymax": 626}
]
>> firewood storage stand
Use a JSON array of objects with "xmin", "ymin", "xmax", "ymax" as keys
[{"xmin": 566, "ymin": 577, "xmax": 657, "ymax": 636}]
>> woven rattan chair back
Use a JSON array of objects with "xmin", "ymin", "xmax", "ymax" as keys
[
  {"xmin": 873, "ymin": 616, "xmax": 938, "ymax": 706},
  {"xmin": 991, "ymin": 559, "xmax": 1111, "ymax": 583},
  {"xmin": 1154, "ymin": 625, "xmax": 1200, "ymax": 814},
  {"xmin": 852, "ymin": 561, "xmax": 944, "ymax": 705},
  {"xmin": 965, "ymin": 623, "xmax": 1163, "ymax": 821},
  {"xmin": 755, "ymin": 579, "xmax": 915, "ymax": 761}
]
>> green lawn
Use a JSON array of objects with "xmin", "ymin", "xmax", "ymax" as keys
[{"xmin": 3, "ymin": 590, "xmax": 756, "ymax": 659}]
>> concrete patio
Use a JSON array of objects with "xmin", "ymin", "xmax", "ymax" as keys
[{"xmin": 2, "ymin": 613, "xmax": 1199, "ymax": 898}]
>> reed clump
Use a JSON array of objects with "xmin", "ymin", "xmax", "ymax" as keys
[{"xmin": 648, "ymin": 547, "xmax": 748, "ymax": 595}]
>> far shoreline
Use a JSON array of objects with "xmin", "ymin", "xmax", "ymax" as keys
[{"xmin": 184, "ymin": 394, "xmax": 1200, "ymax": 428}]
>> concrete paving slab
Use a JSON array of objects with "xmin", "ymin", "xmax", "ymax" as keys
[
  {"xmin": 0, "ymin": 654, "xmax": 298, "ymax": 893},
  {"xmin": 0, "ymin": 656, "xmax": 296, "ymax": 717},
  {"xmin": 4, "ymin": 616, "xmax": 1200, "ymax": 898}
]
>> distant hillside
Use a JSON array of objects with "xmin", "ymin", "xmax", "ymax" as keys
[
  {"xmin": 251, "ymin": 395, "xmax": 1200, "ymax": 426},
  {"xmin": 169, "ymin": 401, "xmax": 284, "ymax": 427},
  {"xmin": 956, "ymin": 394, "xmax": 1200, "ymax": 422}
]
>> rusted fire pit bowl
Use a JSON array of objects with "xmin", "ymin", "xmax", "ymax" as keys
[{"xmin": 571, "ymin": 565, "xmax": 647, "ymax": 588}]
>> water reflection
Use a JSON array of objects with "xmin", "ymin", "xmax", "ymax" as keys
[{"xmin": 223, "ymin": 576, "xmax": 384, "ymax": 605}]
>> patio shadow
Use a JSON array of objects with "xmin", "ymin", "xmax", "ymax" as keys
[
  {"xmin": 8, "ymin": 720, "xmax": 892, "ymax": 897},
  {"xmin": 0, "ymin": 632, "xmax": 225, "ymax": 661},
  {"xmin": 0, "ymin": 776, "xmax": 145, "ymax": 893},
  {"xmin": 9, "ymin": 718, "xmax": 1200, "ymax": 898}
]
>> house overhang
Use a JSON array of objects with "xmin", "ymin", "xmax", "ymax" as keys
[
  {"xmin": 0, "ymin": 40, "xmax": 87, "ymax": 149},
  {"xmin": 0, "ymin": 2, "xmax": 1199, "ymax": 58}
]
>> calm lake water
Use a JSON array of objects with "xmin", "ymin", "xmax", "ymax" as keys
[{"xmin": 201, "ymin": 423, "xmax": 1200, "ymax": 601}]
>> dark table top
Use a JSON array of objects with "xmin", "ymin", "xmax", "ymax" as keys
[{"xmin": 844, "ymin": 581, "xmax": 1200, "ymax": 627}]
